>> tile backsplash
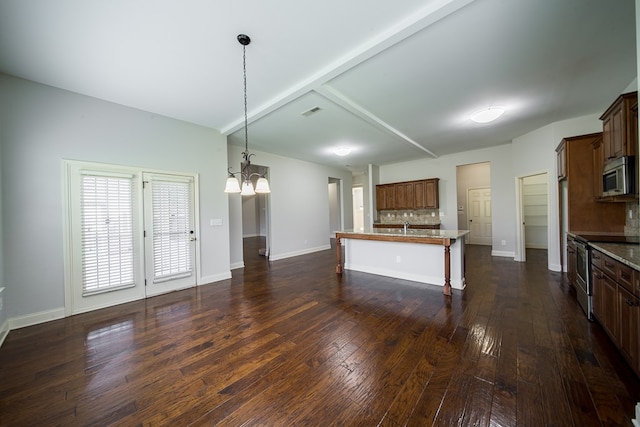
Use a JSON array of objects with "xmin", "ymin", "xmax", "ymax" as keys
[
  {"xmin": 377, "ymin": 209, "xmax": 441, "ymax": 225},
  {"xmin": 625, "ymin": 202, "xmax": 639, "ymax": 236}
]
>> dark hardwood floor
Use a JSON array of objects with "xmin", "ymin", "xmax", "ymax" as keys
[{"xmin": 1, "ymin": 237, "xmax": 640, "ymax": 426}]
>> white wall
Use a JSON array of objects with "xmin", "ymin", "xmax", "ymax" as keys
[
  {"xmin": 512, "ymin": 114, "xmax": 603, "ymax": 270},
  {"xmin": 0, "ymin": 74, "xmax": 231, "ymax": 322},
  {"xmin": 380, "ymin": 144, "xmax": 515, "ymax": 256},
  {"xmin": 228, "ymin": 144, "xmax": 353, "ymax": 265}
]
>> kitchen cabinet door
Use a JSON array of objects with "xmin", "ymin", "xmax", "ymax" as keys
[
  {"xmin": 592, "ymin": 136, "xmax": 604, "ymax": 198},
  {"xmin": 375, "ymin": 184, "xmax": 395, "ymax": 211},
  {"xmin": 557, "ymin": 141, "xmax": 567, "ymax": 180},
  {"xmin": 593, "ymin": 265, "xmax": 618, "ymax": 342},
  {"xmin": 424, "ymin": 179, "xmax": 439, "ymax": 209},
  {"xmin": 600, "ymin": 91, "xmax": 638, "ymax": 162},
  {"xmin": 394, "ymin": 182, "xmax": 414, "ymax": 209},
  {"xmin": 618, "ymin": 286, "xmax": 639, "ymax": 368}
]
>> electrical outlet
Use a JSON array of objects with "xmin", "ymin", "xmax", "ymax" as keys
[
  {"xmin": 396, "ymin": 255, "xmax": 401, "ymax": 263},
  {"xmin": 630, "ymin": 209, "xmax": 634, "ymax": 219},
  {"xmin": 501, "ymin": 240, "xmax": 506, "ymax": 246}
]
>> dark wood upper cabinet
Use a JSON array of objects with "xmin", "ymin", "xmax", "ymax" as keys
[
  {"xmin": 375, "ymin": 178, "xmax": 439, "ymax": 211},
  {"xmin": 600, "ymin": 91, "xmax": 638, "ymax": 162},
  {"xmin": 592, "ymin": 136, "xmax": 604, "ymax": 198},
  {"xmin": 375, "ymin": 184, "xmax": 395, "ymax": 210},
  {"xmin": 557, "ymin": 141, "xmax": 567, "ymax": 180},
  {"xmin": 394, "ymin": 182, "xmax": 414, "ymax": 210},
  {"xmin": 557, "ymin": 133, "xmax": 626, "ymax": 233}
]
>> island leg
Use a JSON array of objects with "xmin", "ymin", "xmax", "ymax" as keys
[
  {"xmin": 443, "ymin": 243, "xmax": 452, "ymax": 296},
  {"xmin": 336, "ymin": 235, "xmax": 343, "ymax": 274}
]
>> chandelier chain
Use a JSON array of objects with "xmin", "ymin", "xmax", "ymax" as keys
[{"xmin": 242, "ymin": 43, "xmax": 249, "ymax": 155}]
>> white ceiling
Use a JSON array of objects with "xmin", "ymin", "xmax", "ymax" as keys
[{"xmin": 0, "ymin": 0, "xmax": 636, "ymax": 173}]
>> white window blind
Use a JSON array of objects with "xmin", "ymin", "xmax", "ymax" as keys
[
  {"xmin": 81, "ymin": 172, "xmax": 135, "ymax": 295},
  {"xmin": 152, "ymin": 178, "xmax": 193, "ymax": 283}
]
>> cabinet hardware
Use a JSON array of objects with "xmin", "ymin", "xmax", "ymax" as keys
[{"xmin": 626, "ymin": 298, "xmax": 634, "ymax": 306}]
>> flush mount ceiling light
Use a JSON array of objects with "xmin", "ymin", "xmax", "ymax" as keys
[
  {"xmin": 224, "ymin": 34, "xmax": 270, "ymax": 196},
  {"xmin": 470, "ymin": 106, "xmax": 505, "ymax": 123},
  {"xmin": 333, "ymin": 146, "xmax": 352, "ymax": 156}
]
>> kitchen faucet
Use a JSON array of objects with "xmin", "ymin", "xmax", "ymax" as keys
[{"xmin": 403, "ymin": 221, "xmax": 410, "ymax": 233}]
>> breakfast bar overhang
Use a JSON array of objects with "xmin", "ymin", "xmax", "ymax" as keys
[{"xmin": 335, "ymin": 228, "xmax": 470, "ymax": 296}]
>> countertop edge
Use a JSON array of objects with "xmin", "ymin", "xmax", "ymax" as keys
[{"xmin": 590, "ymin": 242, "xmax": 640, "ymax": 271}]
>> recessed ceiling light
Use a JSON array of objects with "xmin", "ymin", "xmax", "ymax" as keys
[
  {"xmin": 470, "ymin": 107, "xmax": 505, "ymax": 123},
  {"xmin": 333, "ymin": 146, "xmax": 352, "ymax": 156}
]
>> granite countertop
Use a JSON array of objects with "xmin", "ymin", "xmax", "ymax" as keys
[
  {"xmin": 373, "ymin": 221, "xmax": 441, "ymax": 225},
  {"xmin": 590, "ymin": 242, "xmax": 640, "ymax": 271},
  {"xmin": 337, "ymin": 228, "xmax": 469, "ymax": 240}
]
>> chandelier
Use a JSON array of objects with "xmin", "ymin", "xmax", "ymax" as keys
[{"xmin": 224, "ymin": 34, "xmax": 271, "ymax": 196}]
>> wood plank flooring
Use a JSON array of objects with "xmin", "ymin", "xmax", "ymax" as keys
[{"xmin": 1, "ymin": 237, "xmax": 640, "ymax": 426}]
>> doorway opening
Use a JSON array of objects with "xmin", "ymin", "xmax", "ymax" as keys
[
  {"xmin": 241, "ymin": 164, "xmax": 271, "ymax": 260},
  {"xmin": 456, "ymin": 162, "xmax": 491, "ymax": 245},
  {"xmin": 515, "ymin": 172, "xmax": 549, "ymax": 262}
]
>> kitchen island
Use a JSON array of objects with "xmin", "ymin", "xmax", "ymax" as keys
[{"xmin": 335, "ymin": 228, "xmax": 469, "ymax": 296}]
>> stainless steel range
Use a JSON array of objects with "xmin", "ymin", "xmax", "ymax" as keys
[{"xmin": 572, "ymin": 237, "xmax": 591, "ymax": 319}]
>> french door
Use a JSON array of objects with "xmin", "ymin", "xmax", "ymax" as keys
[
  {"xmin": 142, "ymin": 173, "xmax": 196, "ymax": 296},
  {"xmin": 64, "ymin": 161, "xmax": 198, "ymax": 315}
]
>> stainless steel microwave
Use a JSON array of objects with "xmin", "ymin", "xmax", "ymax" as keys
[{"xmin": 602, "ymin": 156, "xmax": 634, "ymax": 197}]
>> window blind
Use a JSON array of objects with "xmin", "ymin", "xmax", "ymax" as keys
[
  {"xmin": 151, "ymin": 179, "xmax": 193, "ymax": 283},
  {"xmin": 80, "ymin": 173, "xmax": 135, "ymax": 295}
]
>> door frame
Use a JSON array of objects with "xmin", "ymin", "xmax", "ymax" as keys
[
  {"xmin": 62, "ymin": 160, "xmax": 201, "ymax": 316},
  {"xmin": 515, "ymin": 171, "xmax": 549, "ymax": 262},
  {"xmin": 143, "ymin": 172, "xmax": 199, "ymax": 297}
]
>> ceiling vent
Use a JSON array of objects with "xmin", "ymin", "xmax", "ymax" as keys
[{"xmin": 301, "ymin": 106, "xmax": 322, "ymax": 117}]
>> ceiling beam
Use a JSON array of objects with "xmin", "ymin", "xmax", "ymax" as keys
[
  {"xmin": 315, "ymin": 85, "xmax": 438, "ymax": 158},
  {"xmin": 220, "ymin": 0, "xmax": 477, "ymax": 135}
]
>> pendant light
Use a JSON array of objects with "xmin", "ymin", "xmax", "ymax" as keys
[{"xmin": 224, "ymin": 34, "xmax": 271, "ymax": 195}]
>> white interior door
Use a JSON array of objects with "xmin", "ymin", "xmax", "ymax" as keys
[
  {"xmin": 143, "ymin": 173, "xmax": 197, "ymax": 297},
  {"xmin": 468, "ymin": 188, "xmax": 492, "ymax": 245}
]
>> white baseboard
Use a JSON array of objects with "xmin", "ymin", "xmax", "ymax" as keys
[
  {"xmin": 269, "ymin": 244, "xmax": 331, "ymax": 261},
  {"xmin": 345, "ymin": 263, "xmax": 465, "ymax": 290},
  {"xmin": 230, "ymin": 262, "xmax": 245, "ymax": 270},
  {"xmin": 525, "ymin": 244, "xmax": 548, "ymax": 249},
  {"xmin": 199, "ymin": 271, "xmax": 232, "ymax": 284},
  {"xmin": 491, "ymin": 250, "xmax": 515, "ymax": 258},
  {"xmin": 548, "ymin": 263, "xmax": 562, "ymax": 272},
  {"xmin": 9, "ymin": 307, "xmax": 65, "ymax": 331}
]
